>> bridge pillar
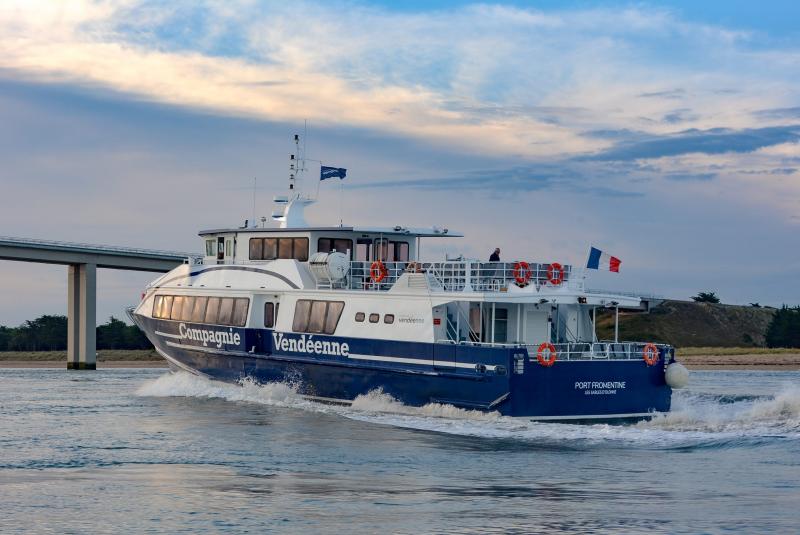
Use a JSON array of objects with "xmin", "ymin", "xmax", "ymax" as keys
[{"xmin": 67, "ymin": 263, "xmax": 96, "ymax": 370}]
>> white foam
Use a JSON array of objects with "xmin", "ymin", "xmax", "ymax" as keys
[{"xmin": 135, "ymin": 372, "xmax": 800, "ymax": 447}]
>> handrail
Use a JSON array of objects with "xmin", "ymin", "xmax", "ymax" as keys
[{"xmin": 432, "ymin": 339, "xmax": 671, "ymax": 361}]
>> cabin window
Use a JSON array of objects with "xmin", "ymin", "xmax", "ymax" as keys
[
  {"xmin": 393, "ymin": 242, "xmax": 409, "ymax": 262},
  {"xmin": 263, "ymin": 238, "xmax": 277, "ymax": 259},
  {"xmin": 374, "ymin": 239, "xmax": 389, "ymax": 261},
  {"xmin": 318, "ymin": 238, "xmax": 353, "ymax": 257},
  {"xmin": 384, "ymin": 314, "xmax": 395, "ymax": 324},
  {"xmin": 278, "ymin": 238, "xmax": 293, "ymax": 259},
  {"xmin": 231, "ymin": 298, "xmax": 249, "ymax": 327},
  {"xmin": 355, "ymin": 312, "xmax": 365, "ymax": 322},
  {"xmin": 181, "ymin": 296, "xmax": 194, "ymax": 321},
  {"xmin": 264, "ymin": 303, "xmax": 275, "ymax": 328},
  {"xmin": 308, "ymin": 301, "xmax": 328, "ymax": 333},
  {"xmin": 249, "ymin": 238, "xmax": 263, "ymax": 260},
  {"xmin": 170, "ymin": 296, "xmax": 184, "ymax": 320},
  {"xmin": 369, "ymin": 313, "xmax": 379, "ymax": 323},
  {"xmin": 191, "ymin": 297, "xmax": 208, "ymax": 323},
  {"xmin": 356, "ymin": 239, "xmax": 371, "ymax": 261},
  {"xmin": 205, "ymin": 240, "xmax": 215, "ymax": 257},
  {"xmin": 153, "ymin": 295, "xmax": 249, "ymax": 326},
  {"xmin": 292, "ymin": 300, "xmax": 312, "ymax": 331},
  {"xmin": 324, "ymin": 302, "xmax": 345, "ymax": 334},
  {"xmin": 249, "ymin": 237, "xmax": 308, "ymax": 261},
  {"xmin": 292, "ymin": 299, "xmax": 345, "ymax": 335},
  {"xmin": 217, "ymin": 298, "xmax": 235, "ymax": 325},
  {"xmin": 205, "ymin": 297, "xmax": 220, "ymax": 324},
  {"xmin": 293, "ymin": 238, "xmax": 309, "ymax": 261}
]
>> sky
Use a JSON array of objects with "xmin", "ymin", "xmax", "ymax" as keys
[{"xmin": 0, "ymin": 0, "xmax": 799, "ymax": 326}]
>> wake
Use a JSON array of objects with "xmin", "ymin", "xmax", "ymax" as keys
[{"xmin": 136, "ymin": 372, "xmax": 800, "ymax": 448}]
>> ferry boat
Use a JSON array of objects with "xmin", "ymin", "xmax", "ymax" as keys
[{"xmin": 131, "ymin": 136, "xmax": 689, "ymax": 421}]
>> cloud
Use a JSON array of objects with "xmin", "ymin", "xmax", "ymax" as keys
[
  {"xmin": 579, "ymin": 125, "xmax": 800, "ymax": 161},
  {"xmin": 1, "ymin": 1, "xmax": 798, "ymax": 161}
]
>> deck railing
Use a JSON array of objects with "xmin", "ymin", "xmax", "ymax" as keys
[
  {"xmin": 434, "ymin": 340, "xmax": 671, "ymax": 362},
  {"xmin": 347, "ymin": 260, "xmax": 580, "ymax": 292}
]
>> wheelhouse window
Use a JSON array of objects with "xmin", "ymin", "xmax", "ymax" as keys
[
  {"xmin": 318, "ymin": 238, "xmax": 353, "ymax": 257},
  {"xmin": 292, "ymin": 299, "xmax": 345, "ymax": 335},
  {"xmin": 152, "ymin": 295, "xmax": 249, "ymax": 327},
  {"xmin": 205, "ymin": 240, "xmax": 215, "ymax": 256},
  {"xmin": 249, "ymin": 237, "xmax": 308, "ymax": 261}
]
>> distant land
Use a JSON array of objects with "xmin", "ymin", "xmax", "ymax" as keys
[{"xmin": 596, "ymin": 300, "xmax": 776, "ymax": 348}]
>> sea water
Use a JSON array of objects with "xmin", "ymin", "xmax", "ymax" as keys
[{"xmin": 0, "ymin": 368, "xmax": 798, "ymax": 534}]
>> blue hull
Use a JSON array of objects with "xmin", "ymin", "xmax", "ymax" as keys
[{"xmin": 137, "ymin": 316, "xmax": 672, "ymax": 419}]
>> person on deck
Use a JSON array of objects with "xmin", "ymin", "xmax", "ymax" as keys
[{"xmin": 489, "ymin": 248, "xmax": 501, "ymax": 262}]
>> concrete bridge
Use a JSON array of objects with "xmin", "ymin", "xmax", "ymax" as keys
[{"xmin": 0, "ymin": 236, "xmax": 198, "ymax": 370}]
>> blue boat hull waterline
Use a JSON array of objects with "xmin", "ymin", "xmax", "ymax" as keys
[{"xmin": 136, "ymin": 317, "xmax": 673, "ymax": 420}]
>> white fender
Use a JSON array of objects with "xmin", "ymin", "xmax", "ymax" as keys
[{"xmin": 665, "ymin": 362, "xmax": 690, "ymax": 389}]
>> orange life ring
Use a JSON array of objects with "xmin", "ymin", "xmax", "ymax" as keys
[
  {"xmin": 370, "ymin": 261, "xmax": 388, "ymax": 283},
  {"xmin": 513, "ymin": 261, "xmax": 532, "ymax": 286},
  {"xmin": 643, "ymin": 343, "xmax": 659, "ymax": 366},
  {"xmin": 536, "ymin": 342, "xmax": 557, "ymax": 367},
  {"xmin": 547, "ymin": 262, "xmax": 565, "ymax": 285}
]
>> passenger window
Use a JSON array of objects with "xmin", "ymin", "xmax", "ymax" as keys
[
  {"xmin": 278, "ymin": 238, "xmax": 293, "ymax": 259},
  {"xmin": 369, "ymin": 313, "xmax": 379, "ymax": 323},
  {"xmin": 384, "ymin": 314, "xmax": 395, "ymax": 324},
  {"xmin": 161, "ymin": 296, "xmax": 173, "ymax": 319},
  {"xmin": 181, "ymin": 296, "xmax": 195, "ymax": 321},
  {"xmin": 308, "ymin": 301, "xmax": 328, "ymax": 333},
  {"xmin": 170, "ymin": 296, "xmax": 184, "ymax": 320},
  {"xmin": 293, "ymin": 300, "xmax": 312, "ymax": 332},
  {"xmin": 218, "ymin": 298, "xmax": 234, "ymax": 325},
  {"xmin": 231, "ymin": 298, "xmax": 249, "ymax": 327},
  {"xmin": 191, "ymin": 297, "xmax": 208, "ymax": 323},
  {"xmin": 355, "ymin": 312, "xmax": 365, "ymax": 322},
  {"xmin": 264, "ymin": 238, "xmax": 277, "ymax": 259},
  {"xmin": 293, "ymin": 238, "xmax": 309, "ymax": 261},
  {"xmin": 318, "ymin": 238, "xmax": 331, "ymax": 253},
  {"xmin": 264, "ymin": 303, "xmax": 275, "ymax": 328},
  {"xmin": 152, "ymin": 295, "xmax": 163, "ymax": 318},
  {"xmin": 249, "ymin": 238, "xmax": 263, "ymax": 260},
  {"xmin": 324, "ymin": 302, "xmax": 344, "ymax": 334},
  {"xmin": 205, "ymin": 297, "xmax": 220, "ymax": 324}
]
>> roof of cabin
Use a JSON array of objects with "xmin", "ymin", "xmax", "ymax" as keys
[{"xmin": 198, "ymin": 226, "xmax": 464, "ymax": 238}]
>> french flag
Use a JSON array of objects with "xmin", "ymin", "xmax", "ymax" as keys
[{"xmin": 587, "ymin": 247, "xmax": 621, "ymax": 272}]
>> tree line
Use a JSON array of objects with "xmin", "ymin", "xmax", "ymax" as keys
[
  {"xmin": 0, "ymin": 315, "xmax": 153, "ymax": 351},
  {"xmin": 766, "ymin": 306, "xmax": 800, "ymax": 348}
]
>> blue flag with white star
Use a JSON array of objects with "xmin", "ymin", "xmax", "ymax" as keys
[{"xmin": 320, "ymin": 166, "xmax": 347, "ymax": 180}]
